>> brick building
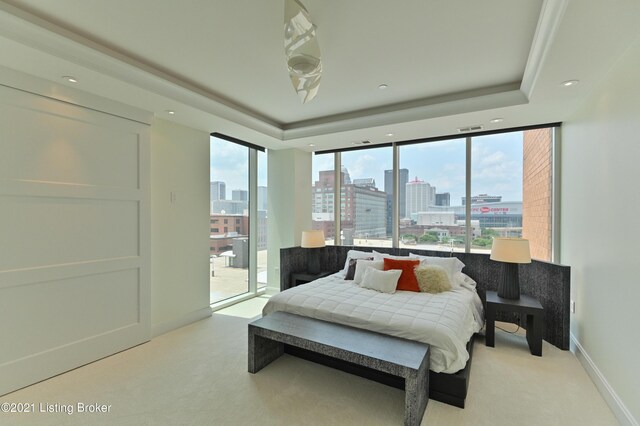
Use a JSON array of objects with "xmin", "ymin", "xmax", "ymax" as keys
[
  {"xmin": 522, "ymin": 128, "xmax": 553, "ymax": 261},
  {"xmin": 312, "ymin": 169, "xmax": 387, "ymax": 240}
]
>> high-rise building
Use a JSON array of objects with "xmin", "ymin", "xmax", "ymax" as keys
[
  {"xmin": 312, "ymin": 170, "xmax": 343, "ymax": 240},
  {"xmin": 210, "ymin": 181, "xmax": 226, "ymax": 201},
  {"xmin": 353, "ymin": 178, "xmax": 376, "ymax": 188},
  {"xmin": 384, "ymin": 168, "xmax": 409, "ymax": 234},
  {"xmin": 406, "ymin": 177, "xmax": 435, "ymax": 218},
  {"xmin": 436, "ymin": 192, "xmax": 451, "ymax": 206},
  {"xmin": 341, "ymin": 166, "xmax": 351, "ymax": 184},
  {"xmin": 312, "ymin": 169, "xmax": 387, "ymax": 239},
  {"xmin": 345, "ymin": 179, "xmax": 387, "ymax": 238},
  {"xmin": 211, "ymin": 200, "xmax": 247, "ymax": 215},
  {"xmin": 399, "ymin": 169, "xmax": 409, "ymax": 219},
  {"xmin": 257, "ymin": 186, "xmax": 268, "ymax": 211},
  {"xmin": 232, "ymin": 189, "xmax": 248, "ymax": 202}
]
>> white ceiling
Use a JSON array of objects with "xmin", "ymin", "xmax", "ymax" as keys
[{"xmin": 0, "ymin": 0, "xmax": 639, "ymax": 151}]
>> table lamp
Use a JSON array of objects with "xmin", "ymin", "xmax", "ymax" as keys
[
  {"xmin": 490, "ymin": 238, "xmax": 531, "ymax": 300},
  {"xmin": 301, "ymin": 230, "xmax": 325, "ymax": 274}
]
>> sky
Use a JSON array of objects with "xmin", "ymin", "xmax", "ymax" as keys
[
  {"xmin": 210, "ymin": 137, "xmax": 268, "ymax": 191},
  {"xmin": 313, "ymin": 132, "xmax": 524, "ymax": 206},
  {"xmin": 211, "ymin": 132, "xmax": 524, "ymax": 206}
]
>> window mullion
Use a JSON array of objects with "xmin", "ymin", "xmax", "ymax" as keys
[
  {"xmin": 392, "ymin": 143, "xmax": 399, "ymax": 248},
  {"xmin": 248, "ymin": 148, "xmax": 258, "ymax": 293},
  {"xmin": 334, "ymin": 152, "xmax": 341, "ymax": 246},
  {"xmin": 465, "ymin": 137, "xmax": 472, "ymax": 253}
]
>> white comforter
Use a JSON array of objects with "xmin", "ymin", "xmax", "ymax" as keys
[{"xmin": 263, "ymin": 273, "xmax": 484, "ymax": 373}]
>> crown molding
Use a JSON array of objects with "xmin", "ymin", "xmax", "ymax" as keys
[
  {"xmin": 0, "ymin": 0, "xmax": 558, "ymax": 145},
  {"xmin": 521, "ymin": 0, "xmax": 570, "ymax": 99},
  {"xmin": 282, "ymin": 84, "xmax": 528, "ymax": 140},
  {"xmin": 0, "ymin": 2, "xmax": 284, "ymax": 139}
]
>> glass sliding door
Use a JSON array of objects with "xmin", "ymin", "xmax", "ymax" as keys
[
  {"xmin": 257, "ymin": 150, "xmax": 268, "ymax": 289},
  {"xmin": 209, "ymin": 136, "xmax": 250, "ymax": 304}
]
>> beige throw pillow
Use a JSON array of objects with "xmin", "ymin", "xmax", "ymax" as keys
[{"xmin": 414, "ymin": 265, "xmax": 452, "ymax": 294}]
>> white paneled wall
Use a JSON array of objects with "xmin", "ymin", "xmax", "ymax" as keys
[{"xmin": 0, "ymin": 85, "xmax": 150, "ymax": 395}]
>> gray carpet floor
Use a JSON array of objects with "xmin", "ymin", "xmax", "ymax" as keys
[{"xmin": 2, "ymin": 297, "xmax": 617, "ymax": 425}]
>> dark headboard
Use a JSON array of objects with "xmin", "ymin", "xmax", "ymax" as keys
[{"xmin": 280, "ymin": 246, "xmax": 570, "ymax": 350}]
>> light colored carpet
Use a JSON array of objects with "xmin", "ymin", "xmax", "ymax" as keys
[{"xmin": 2, "ymin": 297, "xmax": 617, "ymax": 425}]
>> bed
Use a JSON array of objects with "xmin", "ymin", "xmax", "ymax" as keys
[
  {"xmin": 262, "ymin": 251, "xmax": 485, "ymax": 408},
  {"xmin": 270, "ymin": 245, "xmax": 571, "ymax": 407},
  {"xmin": 263, "ymin": 272, "xmax": 484, "ymax": 374}
]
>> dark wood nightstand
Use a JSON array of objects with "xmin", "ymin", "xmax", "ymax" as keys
[
  {"xmin": 485, "ymin": 290, "xmax": 545, "ymax": 356},
  {"xmin": 291, "ymin": 271, "xmax": 331, "ymax": 287}
]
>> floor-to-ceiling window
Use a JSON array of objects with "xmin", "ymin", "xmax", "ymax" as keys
[
  {"xmin": 257, "ymin": 150, "xmax": 268, "ymax": 289},
  {"xmin": 398, "ymin": 139, "xmax": 467, "ymax": 251},
  {"xmin": 469, "ymin": 128, "xmax": 554, "ymax": 260},
  {"xmin": 470, "ymin": 132, "xmax": 524, "ymax": 253},
  {"xmin": 311, "ymin": 152, "xmax": 336, "ymax": 244},
  {"xmin": 341, "ymin": 146, "xmax": 392, "ymax": 247},
  {"xmin": 311, "ymin": 124, "xmax": 557, "ymax": 261},
  {"xmin": 209, "ymin": 134, "xmax": 266, "ymax": 305}
]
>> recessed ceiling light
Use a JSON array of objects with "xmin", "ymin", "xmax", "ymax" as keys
[
  {"xmin": 386, "ymin": 133, "xmax": 394, "ymax": 137},
  {"xmin": 165, "ymin": 110, "xmax": 176, "ymax": 115},
  {"xmin": 378, "ymin": 84, "xmax": 388, "ymax": 90},
  {"xmin": 308, "ymin": 143, "xmax": 315, "ymax": 147},
  {"xmin": 62, "ymin": 76, "xmax": 78, "ymax": 83},
  {"xmin": 489, "ymin": 118, "xmax": 503, "ymax": 124},
  {"xmin": 561, "ymin": 80, "xmax": 579, "ymax": 87}
]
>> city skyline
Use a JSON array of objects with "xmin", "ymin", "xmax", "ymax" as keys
[
  {"xmin": 312, "ymin": 132, "xmax": 524, "ymax": 205},
  {"xmin": 212, "ymin": 131, "xmax": 524, "ymax": 206}
]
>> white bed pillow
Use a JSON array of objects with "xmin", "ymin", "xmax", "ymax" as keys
[
  {"xmin": 340, "ymin": 249, "xmax": 374, "ymax": 277},
  {"xmin": 455, "ymin": 271, "xmax": 477, "ymax": 290},
  {"xmin": 372, "ymin": 250, "xmax": 413, "ymax": 261},
  {"xmin": 410, "ymin": 253, "xmax": 465, "ymax": 285},
  {"xmin": 360, "ymin": 268, "xmax": 401, "ymax": 293},
  {"xmin": 353, "ymin": 259, "xmax": 384, "ymax": 285}
]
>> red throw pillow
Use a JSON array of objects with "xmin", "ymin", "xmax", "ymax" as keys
[{"xmin": 383, "ymin": 258, "xmax": 420, "ymax": 292}]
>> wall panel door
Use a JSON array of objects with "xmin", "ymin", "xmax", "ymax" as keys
[{"xmin": 0, "ymin": 85, "xmax": 150, "ymax": 395}]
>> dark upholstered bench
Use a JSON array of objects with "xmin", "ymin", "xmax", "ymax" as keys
[{"xmin": 248, "ymin": 312, "xmax": 430, "ymax": 426}]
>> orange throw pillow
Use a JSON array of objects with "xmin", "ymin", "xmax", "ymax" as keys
[{"xmin": 383, "ymin": 258, "xmax": 420, "ymax": 292}]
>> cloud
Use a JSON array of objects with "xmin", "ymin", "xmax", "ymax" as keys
[
  {"xmin": 471, "ymin": 143, "xmax": 522, "ymax": 200},
  {"xmin": 345, "ymin": 153, "xmax": 376, "ymax": 180},
  {"xmin": 210, "ymin": 138, "xmax": 250, "ymax": 190},
  {"xmin": 312, "ymin": 154, "xmax": 334, "ymax": 176}
]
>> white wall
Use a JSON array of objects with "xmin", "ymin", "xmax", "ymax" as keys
[
  {"xmin": 0, "ymin": 70, "xmax": 216, "ymax": 394},
  {"xmin": 267, "ymin": 149, "xmax": 312, "ymax": 293},
  {"xmin": 150, "ymin": 118, "xmax": 212, "ymax": 335},
  {"xmin": 0, "ymin": 83, "xmax": 151, "ymax": 395},
  {"xmin": 561, "ymin": 38, "xmax": 640, "ymax": 425}
]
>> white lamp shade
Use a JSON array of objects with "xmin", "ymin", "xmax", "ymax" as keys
[
  {"xmin": 301, "ymin": 230, "xmax": 326, "ymax": 248},
  {"xmin": 490, "ymin": 238, "xmax": 531, "ymax": 264}
]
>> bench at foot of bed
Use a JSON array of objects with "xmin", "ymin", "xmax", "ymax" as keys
[{"xmin": 248, "ymin": 311, "xmax": 430, "ymax": 426}]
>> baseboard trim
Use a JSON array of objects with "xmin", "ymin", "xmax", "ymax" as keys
[
  {"xmin": 152, "ymin": 306, "xmax": 213, "ymax": 338},
  {"xmin": 570, "ymin": 333, "xmax": 638, "ymax": 426}
]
